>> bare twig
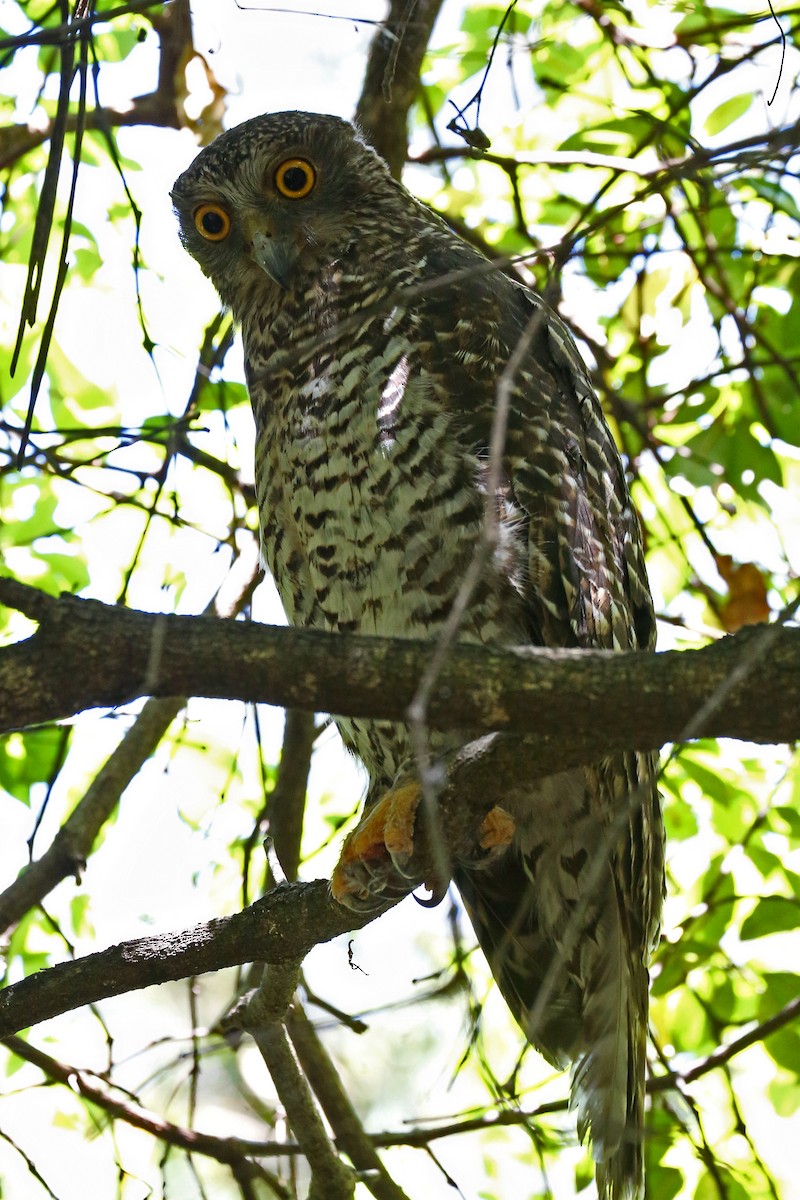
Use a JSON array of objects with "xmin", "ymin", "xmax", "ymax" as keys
[
  {"xmin": 0, "ymin": 0, "xmax": 196, "ymax": 172},
  {"xmin": 0, "ymin": 696, "xmax": 183, "ymax": 935},
  {"xmin": 3, "ymin": 989, "xmax": 797, "ymax": 1172},
  {"xmin": 0, "ymin": 359, "xmax": 256, "ymax": 932},
  {"xmin": 0, "ymin": 1033, "xmax": 291, "ymax": 1194}
]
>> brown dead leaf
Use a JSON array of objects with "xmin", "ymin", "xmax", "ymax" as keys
[{"xmin": 715, "ymin": 554, "xmax": 771, "ymax": 632}]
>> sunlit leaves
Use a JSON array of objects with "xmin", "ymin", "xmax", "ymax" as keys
[{"xmin": 740, "ymin": 898, "xmax": 800, "ymax": 941}]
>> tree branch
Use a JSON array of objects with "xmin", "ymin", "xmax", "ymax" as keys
[
  {"xmin": 1, "ymin": 578, "xmax": 798, "ymax": 746},
  {"xmin": 264, "ymin": 710, "xmax": 318, "ymax": 889},
  {"xmin": 234, "ymin": 962, "xmax": 357, "ymax": 1200},
  {"xmin": 0, "ymin": 878, "xmax": 361, "ymax": 1038},
  {"xmin": 0, "ymin": 1032, "xmax": 289, "ymax": 1171},
  {"xmin": 0, "ymin": 0, "xmax": 198, "ymax": 171},
  {"xmin": 8, "ymin": 988, "xmax": 797, "ymax": 1161},
  {"xmin": 355, "ymin": 0, "xmax": 445, "ymax": 177},
  {"xmin": 287, "ymin": 1003, "xmax": 413, "ymax": 1200},
  {"xmin": 0, "ymin": 552, "xmax": 261, "ymax": 935}
]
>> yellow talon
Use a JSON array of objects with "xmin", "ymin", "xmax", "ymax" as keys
[{"xmin": 331, "ymin": 782, "xmax": 421, "ymax": 905}]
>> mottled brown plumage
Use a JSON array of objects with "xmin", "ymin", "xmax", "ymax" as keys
[{"xmin": 172, "ymin": 111, "xmax": 664, "ymax": 1199}]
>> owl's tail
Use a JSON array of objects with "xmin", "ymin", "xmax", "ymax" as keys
[
  {"xmin": 456, "ymin": 849, "xmax": 649, "ymax": 1200},
  {"xmin": 571, "ymin": 898, "xmax": 648, "ymax": 1200}
]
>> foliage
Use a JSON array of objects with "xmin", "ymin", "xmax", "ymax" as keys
[{"xmin": 0, "ymin": 0, "xmax": 799, "ymax": 1198}]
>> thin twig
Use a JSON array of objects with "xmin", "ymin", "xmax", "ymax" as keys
[{"xmin": 236, "ymin": 962, "xmax": 356, "ymax": 1200}]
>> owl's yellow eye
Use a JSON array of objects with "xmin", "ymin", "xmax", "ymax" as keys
[
  {"xmin": 194, "ymin": 203, "xmax": 231, "ymax": 241},
  {"xmin": 274, "ymin": 158, "xmax": 316, "ymax": 199}
]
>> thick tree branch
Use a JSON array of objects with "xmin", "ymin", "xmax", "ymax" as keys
[
  {"xmin": 355, "ymin": 0, "xmax": 445, "ymax": 177},
  {"xmin": 0, "ymin": 878, "xmax": 360, "ymax": 1038},
  {"xmin": 1, "ymin": 578, "xmax": 798, "ymax": 746}
]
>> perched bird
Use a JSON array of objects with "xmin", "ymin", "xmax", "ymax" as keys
[{"xmin": 172, "ymin": 111, "xmax": 664, "ymax": 1199}]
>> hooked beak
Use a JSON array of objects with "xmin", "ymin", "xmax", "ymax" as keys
[{"xmin": 250, "ymin": 227, "xmax": 299, "ymax": 290}]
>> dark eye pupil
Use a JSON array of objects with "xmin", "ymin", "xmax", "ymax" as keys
[
  {"xmin": 201, "ymin": 210, "xmax": 225, "ymax": 234},
  {"xmin": 282, "ymin": 166, "xmax": 308, "ymax": 192}
]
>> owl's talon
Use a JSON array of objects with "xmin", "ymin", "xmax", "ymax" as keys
[
  {"xmin": 331, "ymin": 782, "xmax": 422, "ymax": 910},
  {"xmin": 413, "ymin": 876, "xmax": 449, "ymax": 908}
]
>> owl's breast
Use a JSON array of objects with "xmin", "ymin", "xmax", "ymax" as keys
[{"xmin": 248, "ymin": 322, "xmax": 523, "ymax": 648}]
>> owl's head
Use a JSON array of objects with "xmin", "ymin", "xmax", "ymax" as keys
[{"xmin": 171, "ymin": 111, "xmax": 398, "ymax": 312}]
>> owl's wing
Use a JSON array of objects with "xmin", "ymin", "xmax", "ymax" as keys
[
  {"xmin": 416, "ymin": 252, "xmax": 662, "ymax": 1198},
  {"xmin": 506, "ymin": 285, "xmax": 655, "ymax": 656},
  {"xmin": 407, "ymin": 235, "xmax": 654, "ymax": 652}
]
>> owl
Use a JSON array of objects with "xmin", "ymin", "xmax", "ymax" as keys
[{"xmin": 172, "ymin": 111, "xmax": 664, "ymax": 1200}]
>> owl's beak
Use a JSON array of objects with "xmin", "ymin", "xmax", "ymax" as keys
[{"xmin": 250, "ymin": 229, "xmax": 298, "ymax": 290}]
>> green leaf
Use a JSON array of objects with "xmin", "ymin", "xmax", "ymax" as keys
[
  {"xmin": 73, "ymin": 245, "xmax": 103, "ymax": 281},
  {"xmin": 3, "ymin": 1050, "xmax": 26, "ymax": 1078},
  {"xmin": 757, "ymin": 971, "xmax": 800, "ymax": 1016},
  {"xmin": 695, "ymin": 1170, "xmax": 750, "ymax": 1200},
  {"xmin": 0, "ymin": 484, "xmax": 59, "ymax": 547},
  {"xmin": 763, "ymin": 1027, "xmax": 800, "ymax": 1071},
  {"xmin": 704, "ymin": 92, "xmax": 754, "ymax": 135},
  {"xmin": 744, "ymin": 176, "xmax": 800, "ymax": 223},
  {"xmin": 70, "ymin": 893, "xmax": 94, "ymax": 938},
  {"xmin": 558, "ymin": 115, "xmax": 655, "ymax": 155},
  {"xmin": 747, "ymin": 845, "xmax": 784, "ymax": 883},
  {"xmin": 769, "ymin": 1075, "xmax": 800, "ymax": 1116},
  {"xmin": 773, "ymin": 806, "xmax": 800, "ymax": 839},
  {"xmin": 0, "ymin": 728, "xmax": 69, "ymax": 804},
  {"xmin": 195, "ymin": 379, "xmax": 249, "ymax": 414},
  {"xmin": 740, "ymin": 897, "xmax": 800, "ymax": 940},
  {"xmin": 33, "ymin": 552, "xmax": 91, "ymax": 594},
  {"xmin": 93, "ymin": 27, "xmax": 140, "ymax": 63},
  {"xmin": 681, "ymin": 754, "xmax": 735, "ymax": 806},
  {"xmin": 664, "ymin": 794, "xmax": 699, "ymax": 840},
  {"xmin": 674, "ymin": 6, "xmax": 741, "ymax": 37}
]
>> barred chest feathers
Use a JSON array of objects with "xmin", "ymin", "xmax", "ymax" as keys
[{"xmin": 243, "ymin": 278, "xmax": 527, "ymax": 652}]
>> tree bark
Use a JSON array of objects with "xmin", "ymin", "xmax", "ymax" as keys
[
  {"xmin": 355, "ymin": 0, "xmax": 445, "ymax": 177},
  {"xmin": 1, "ymin": 578, "xmax": 797, "ymax": 745}
]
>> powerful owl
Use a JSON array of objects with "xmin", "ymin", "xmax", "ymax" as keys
[{"xmin": 172, "ymin": 111, "xmax": 664, "ymax": 1200}]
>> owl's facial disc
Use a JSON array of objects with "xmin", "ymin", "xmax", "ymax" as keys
[{"xmin": 250, "ymin": 228, "xmax": 299, "ymax": 290}]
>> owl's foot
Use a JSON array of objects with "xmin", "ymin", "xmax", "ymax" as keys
[
  {"xmin": 331, "ymin": 783, "xmax": 423, "ymax": 912},
  {"xmin": 478, "ymin": 804, "xmax": 517, "ymax": 853},
  {"xmin": 331, "ymin": 783, "xmax": 516, "ymax": 912}
]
